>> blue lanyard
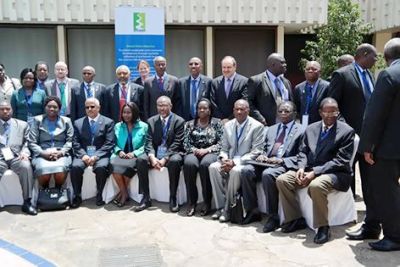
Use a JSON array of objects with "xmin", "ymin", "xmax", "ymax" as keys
[
  {"xmin": 46, "ymin": 117, "xmax": 59, "ymax": 147},
  {"xmin": 236, "ymin": 119, "xmax": 249, "ymax": 144},
  {"xmin": 162, "ymin": 115, "xmax": 172, "ymax": 144},
  {"xmin": 2, "ymin": 122, "xmax": 10, "ymax": 145}
]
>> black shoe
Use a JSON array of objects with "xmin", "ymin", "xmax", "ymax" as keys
[
  {"xmin": 369, "ymin": 237, "xmax": 400, "ymax": 251},
  {"xmin": 263, "ymin": 216, "xmax": 280, "ymax": 233},
  {"xmin": 200, "ymin": 203, "xmax": 211, "ymax": 216},
  {"xmin": 71, "ymin": 196, "xmax": 82, "ymax": 209},
  {"xmin": 314, "ymin": 226, "xmax": 330, "ymax": 244},
  {"xmin": 281, "ymin": 218, "xmax": 307, "ymax": 233},
  {"xmin": 21, "ymin": 202, "xmax": 37, "ymax": 216},
  {"xmin": 346, "ymin": 224, "xmax": 380, "ymax": 240},
  {"xmin": 242, "ymin": 209, "xmax": 261, "ymax": 225},
  {"xmin": 169, "ymin": 197, "xmax": 179, "ymax": 213},
  {"xmin": 186, "ymin": 205, "xmax": 196, "ymax": 217},
  {"xmin": 134, "ymin": 197, "xmax": 152, "ymax": 212},
  {"xmin": 96, "ymin": 194, "xmax": 105, "ymax": 206}
]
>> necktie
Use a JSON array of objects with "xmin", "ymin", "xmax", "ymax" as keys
[
  {"xmin": 320, "ymin": 125, "xmax": 330, "ymax": 141},
  {"xmin": 270, "ymin": 125, "xmax": 287, "ymax": 157},
  {"xmin": 90, "ymin": 120, "xmax": 96, "ymax": 136},
  {"xmin": 361, "ymin": 70, "xmax": 372, "ymax": 102},
  {"xmin": 86, "ymin": 83, "xmax": 93, "ymax": 98},
  {"xmin": 305, "ymin": 83, "xmax": 313, "ymax": 114},
  {"xmin": 158, "ymin": 77, "xmax": 164, "ymax": 92},
  {"xmin": 119, "ymin": 85, "xmax": 127, "ymax": 119},
  {"xmin": 225, "ymin": 78, "xmax": 232, "ymax": 98},
  {"xmin": 274, "ymin": 78, "xmax": 284, "ymax": 100},
  {"xmin": 59, "ymin": 82, "xmax": 66, "ymax": 115},
  {"xmin": 191, "ymin": 79, "xmax": 198, "ymax": 118}
]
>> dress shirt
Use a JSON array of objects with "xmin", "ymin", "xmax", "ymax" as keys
[
  {"xmin": 266, "ymin": 70, "xmax": 288, "ymax": 100},
  {"xmin": 354, "ymin": 63, "xmax": 374, "ymax": 94}
]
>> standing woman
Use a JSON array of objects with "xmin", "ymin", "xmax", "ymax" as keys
[
  {"xmin": 183, "ymin": 98, "xmax": 223, "ymax": 216},
  {"xmin": 111, "ymin": 102, "xmax": 148, "ymax": 207},
  {"xmin": 11, "ymin": 68, "xmax": 46, "ymax": 125},
  {"xmin": 28, "ymin": 96, "xmax": 74, "ymax": 188},
  {"xmin": 134, "ymin": 60, "xmax": 151, "ymax": 86}
]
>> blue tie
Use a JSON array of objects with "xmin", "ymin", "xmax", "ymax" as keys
[
  {"xmin": 361, "ymin": 70, "xmax": 372, "ymax": 101},
  {"xmin": 86, "ymin": 84, "xmax": 93, "ymax": 98},
  {"xmin": 191, "ymin": 79, "xmax": 198, "ymax": 118},
  {"xmin": 305, "ymin": 83, "xmax": 313, "ymax": 114}
]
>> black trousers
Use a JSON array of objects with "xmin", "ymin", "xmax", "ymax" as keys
[
  {"xmin": 70, "ymin": 157, "xmax": 110, "ymax": 197},
  {"xmin": 183, "ymin": 153, "xmax": 217, "ymax": 206}
]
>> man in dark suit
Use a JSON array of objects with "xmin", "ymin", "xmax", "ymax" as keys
[
  {"xmin": 45, "ymin": 61, "xmax": 80, "ymax": 117},
  {"xmin": 276, "ymin": 98, "xmax": 355, "ymax": 244},
  {"xmin": 241, "ymin": 101, "xmax": 305, "ymax": 230},
  {"xmin": 70, "ymin": 66, "xmax": 107, "ymax": 121},
  {"xmin": 327, "ymin": 44, "xmax": 380, "ymax": 239},
  {"xmin": 70, "ymin": 98, "xmax": 115, "ymax": 207},
  {"xmin": 248, "ymin": 53, "xmax": 293, "ymax": 126},
  {"xmin": 178, "ymin": 57, "xmax": 212, "ymax": 121},
  {"xmin": 104, "ymin": 65, "xmax": 144, "ymax": 122},
  {"xmin": 135, "ymin": 96, "xmax": 185, "ymax": 213},
  {"xmin": 293, "ymin": 61, "xmax": 329, "ymax": 126},
  {"xmin": 143, "ymin": 56, "xmax": 181, "ymax": 120},
  {"xmin": 358, "ymin": 38, "xmax": 400, "ymax": 251},
  {"xmin": 210, "ymin": 56, "xmax": 248, "ymax": 123}
]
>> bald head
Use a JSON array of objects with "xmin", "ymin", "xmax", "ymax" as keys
[
  {"xmin": 82, "ymin": 65, "xmax": 96, "ymax": 83},
  {"xmin": 337, "ymin": 54, "xmax": 354, "ymax": 68},
  {"xmin": 384, "ymin": 38, "xmax": 400, "ymax": 66},
  {"xmin": 54, "ymin": 61, "xmax": 68, "ymax": 80},
  {"xmin": 266, "ymin": 53, "xmax": 287, "ymax": 76},
  {"xmin": 355, "ymin": 43, "xmax": 377, "ymax": 69}
]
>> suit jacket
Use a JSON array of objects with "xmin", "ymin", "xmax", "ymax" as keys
[
  {"xmin": 0, "ymin": 118, "xmax": 30, "ymax": 160},
  {"xmin": 327, "ymin": 63, "xmax": 374, "ymax": 134},
  {"xmin": 210, "ymin": 73, "xmax": 248, "ymax": 120},
  {"xmin": 70, "ymin": 82, "xmax": 107, "ymax": 122},
  {"xmin": 359, "ymin": 64, "xmax": 400, "ymax": 159},
  {"xmin": 28, "ymin": 115, "xmax": 74, "ymax": 157},
  {"xmin": 143, "ymin": 74, "xmax": 181, "ymax": 121},
  {"xmin": 298, "ymin": 121, "xmax": 355, "ymax": 191},
  {"xmin": 293, "ymin": 78, "xmax": 329, "ymax": 124},
  {"xmin": 45, "ymin": 78, "xmax": 81, "ymax": 116},
  {"xmin": 248, "ymin": 72, "xmax": 293, "ymax": 126},
  {"xmin": 178, "ymin": 74, "xmax": 212, "ymax": 121},
  {"xmin": 144, "ymin": 112, "xmax": 185, "ymax": 159},
  {"xmin": 219, "ymin": 116, "xmax": 264, "ymax": 162},
  {"xmin": 104, "ymin": 82, "xmax": 144, "ymax": 122},
  {"xmin": 10, "ymin": 88, "xmax": 46, "ymax": 121},
  {"xmin": 263, "ymin": 122, "xmax": 305, "ymax": 169},
  {"xmin": 72, "ymin": 115, "xmax": 115, "ymax": 159},
  {"xmin": 112, "ymin": 121, "xmax": 148, "ymax": 158}
]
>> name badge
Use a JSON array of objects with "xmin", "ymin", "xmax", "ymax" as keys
[
  {"xmin": 302, "ymin": 115, "xmax": 309, "ymax": 127},
  {"xmin": 1, "ymin": 147, "xmax": 14, "ymax": 161},
  {"xmin": 87, "ymin": 146, "xmax": 96, "ymax": 157},
  {"xmin": 157, "ymin": 145, "xmax": 167, "ymax": 160}
]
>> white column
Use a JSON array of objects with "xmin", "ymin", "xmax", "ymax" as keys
[
  {"xmin": 57, "ymin": 25, "xmax": 67, "ymax": 62},
  {"xmin": 276, "ymin": 25, "xmax": 285, "ymax": 56},
  {"xmin": 206, "ymin": 26, "xmax": 214, "ymax": 77}
]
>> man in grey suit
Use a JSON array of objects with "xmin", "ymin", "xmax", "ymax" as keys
[
  {"xmin": 241, "ymin": 101, "xmax": 305, "ymax": 229},
  {"xmin": 143, "ymin": 56, "xmax": 181, "ymax": 121},
  {"xmin": 210, "ymin": 56, "xmax": 248, "ymax": 123},
  {"xmin": 293, "ymin": 61, "xmax": 329, "ymax": 126},
  {"xmin": 276, "ymin": 98, "xmax": 355, "ymax": 244},
  {"xmin": 248, "ymin": 53, "xmax": 293, "ymax": 126},
  {"xmin": 178, "ymin": 57, "xmax": 212, "ymax": 121},
  {"xmin": 0, "ymin": 101, "xmax": 36, "ymax": 215},
  {"xmin": 209, "ymin": 99, "xmax": 264, "ymax": 222},
  {"xmin": 45, "ymin": 61, "xmax": 80, "ymax": 117}
]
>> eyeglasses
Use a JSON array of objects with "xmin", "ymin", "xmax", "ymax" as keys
[
  {"xmin": 321, "ymin": 111, "xmax": 339, "ymax": 116},
  {"xmin": 82, "ymin": 72, "xmax": 93, "ymax": 75},
  {"xmin": 85, "ymin": 105, "xmax": 96, "ymax": 109}
]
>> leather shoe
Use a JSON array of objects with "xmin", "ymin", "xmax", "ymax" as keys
[
  {"xmin": 186, "ymin": 205, "xmax": 196, "ymax": 217},
  {"xmin": 71, "ymin": 196, "xmax": 82, "ymax": 209},
  {"xmin": 219, "ymin": 210, "xmax": 230, "ymax": 223},
  {"xmin": 242, "ymin": 209, "xmax": 261, "ymax": 225},
  {"xmin": 369, "ymin": 237, "xmax": 400, "ymax": 251},
  {"xmin": 169, "ymin": 197, "xmax": 179, "ymax": 213},
  {"xmin": 21, "ymin": 202, "xmax": 37, "ymax": 216},
  {"xmin": 314, "ymin": 226, "xmax": 330, "ymax": 244},
  {"xmin": 134, "ymin": 199, "xmax": 152, "ymax": 212},
  {"xmin": 281, "ymin": 218, "xmax": 307, "ymax": 233},
  {"xmin": 211, "ymin": 209, "xmax": 222, "ymax": 220},
  {"xmin": 96, "ymin": 194, "xmax": 105, "ymax": 206},
  {"xmin": 263, "ymin": 216, "xmax": 280, "ymax": 233},
  {"xmin": 200, "ymin": 203, "xmax": 210, "ymax": 216},
  {"xmin": 346, "ymin": 224, "xmax": 380, "ymax": 240}
]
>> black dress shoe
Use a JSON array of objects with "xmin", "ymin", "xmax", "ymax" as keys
[
  {"xmin": 96, "ymin": 194, "xmax": 105, "ymax": 206},
  {"xmin": 169, "ymin": 197, "xmax": 179, "ymax": 213},
  {"xmin": 346, "ymin": 224, "xmax": 380, "ymax": 240},
  {"xmin": 71, "ymin": 196, "xmax": 82, "ymax": 209},
  {"xmin": 21, "ymin": 203, "xmax": 38, "ymax": 216},
  {"xmin": 369, "ymin": 237, "xmax": 400, "ymax": 251},
  {"xmin": 134, "ymin": 199, "xmax": 152, "ymax": 212},
  {"xmin": 314, "ymin": 226, "xmax": 330, "ymax": 244},
  {"xmin": 263, "ymin": 216, "xmax": 280, "ymax": 233},
  {"xmin": 186, "ymin": 205, "xmax": 196, "ymax": 217},
  {"xmin": 281, "ymin": 218, "xmax": 307, "ymax": 233},
  {"xmin": 242, "ymin": 210, "xmax": 261, "ymax": 225},
  {"xmin": 200, "ymin": 203, "xmax": 210, "ymax": 216}
]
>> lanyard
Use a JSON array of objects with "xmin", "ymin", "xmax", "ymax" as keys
[
  {"xmin": 46, "ymin": 117, "xmax": 59, "ymax": 147},
  {"xmin": 235, "ymin": 119, "xmax": 249, "ymax": 153},
  {"xmin": 162, "ymin": 115, "xmax": 172, "ymax": 144},
  {"xmin": 2, "ymin": 122, "xmax": 10, "ymax": 145}
]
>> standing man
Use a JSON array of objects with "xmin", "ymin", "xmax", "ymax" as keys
[
  {"xmin": 209, "ymin": 99, "xmax": 264, "ymax": 222},
  {"xmin": 0, "ymin": 63, "xmax": 21, "ymax": 103},
  {"xmin": 293, "ymin": 61, "xmax": 329, "ymax": 126},
  {"xmin": 143, "ymin": 56, "xmax": 181, "ymax": 120},
  {"xmin": 70, "ymin": 98, "xmax": 115, "ymax": 208},
  {"xmin": 70, "ymin": 66, "xmax": 107, "ymax": 121},
  {"xmin": 34, "ymin": 61, "xmax": 49, "ymax": 91},
  {"xmin": 358, "ymin": 37, "xmax": 400, "ymax": 251},
  {"xmin": 178, "ymin": 57, "xmax": 212, "ymax": 121},
  {"xmin": 248, "ymin": 53, "xmax": 293, "ymax": 126},
  {"xmin": 105, "ymin": 65, "xmax": 144, "ymax": 122},
  {"xmin": 135, "ymin": 96, "xmax": 185, "ymax": 213},
  {"xmin": 45, "ymin": 61, "xmax": 80, "ymax": 117},
  {"xmin": 0, "ymin": 101, "xmax": 36, "ymax": 215},
  {"xmin": 210, "ymin": 56, "xmax": 248, "ymax": 123}
]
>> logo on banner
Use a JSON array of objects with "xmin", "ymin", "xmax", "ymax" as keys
[{"xmin": 133, "ymin": 12, "xmax": 146, "ymax": 32}]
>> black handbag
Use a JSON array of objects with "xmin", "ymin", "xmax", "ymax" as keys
[
  {"xmin": 230, "ymin": 192, "xmax": 246, "ymax": 225},
  {"xmin": 37, "ymin": 187, "xmax": 71, "ymax": 211}
]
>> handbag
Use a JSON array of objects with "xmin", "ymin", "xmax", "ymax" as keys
[
  {"xmin": 230, "ymin": 192, "xmax": 247, "ymax": 225},
  {"xmin": 37, "ymin": 187, "xmax": 71, "ymax": 211}
]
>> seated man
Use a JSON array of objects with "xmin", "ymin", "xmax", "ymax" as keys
[
  {"xmin": 70, "ymin": 98, "xmax": 115, "ymax": 207},
  {"xmin": 209, "ymin": 99, "xmax": 264, "ymax": 222},
  {"xmin": 0, "ymin": 101, "xmax": 36, "ymax": 215},
  {"xmin": 135, "ymin": 96, "xmax": 185, "ymax": 213},
  {"xmin": 241, "ymin": 101, "xmax": 304, "ymax": 229},
  {"xmin": 276, "ymin": 97, "xmax": 354, "ymax": 244}
]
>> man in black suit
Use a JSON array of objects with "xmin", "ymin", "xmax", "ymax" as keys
[
  {"xmin": 293, "ymin": 61, "xmax": 329, "ymax": 126},
  {"xmin": 327, "ymin": 44, "xmax": 380, "ymax": 239},
  {"xmin": 178, "ymin": 57, "xmax": 212, "ymax": 121},
  {"xmin": 248, "ymin": 53, "xmax": 293, "ymax": 126},
  {"xmin": 210, "ymin": 56, "xmax": 248, "ymax": 123},
  {"xmin": 105, "ymin": 65, "xmax": 144, "ymax": 122},
  {"xmin": 241, "ymin": 101, "xmax": 305, "ymax": 230},
  {"xmin": 143, "ymin": 56, "xmax": 181, "ymax": 120},
  {"xmin": 70, "ymin": 98, "xmax": 115, "ymax": 207},
  {"xmin": 358, "ymin": 38, "xmax": 400, "ymax": 251},
  {"xmin": 70, "ymin": 66, "xmax": 107, "ymax": 121},
  {"xmin": 135, "ymin": 96, "xmax": 185, "ymax": 213},
  {"xmin": 276, "ymin": 98, "xmax": 355, "ymax": 244}
]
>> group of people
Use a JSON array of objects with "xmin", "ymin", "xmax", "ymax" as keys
[{"xmin": 1, "ymin": 37, "xmax": 400, "ymax": 251}]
